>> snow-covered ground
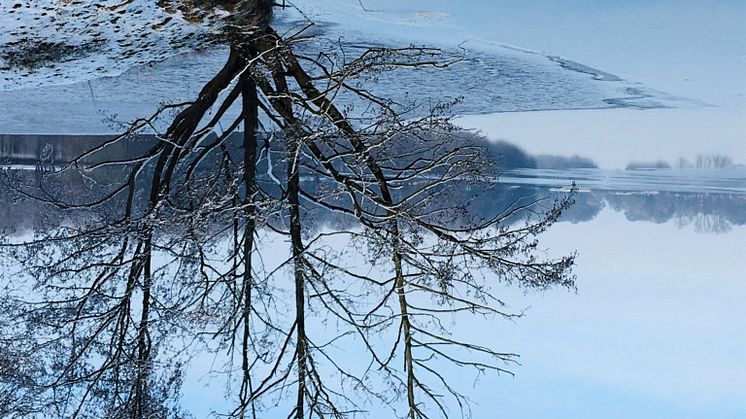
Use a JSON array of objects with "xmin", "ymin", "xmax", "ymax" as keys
[
  {"xmin": 0, "ymin": 0, "xmax": 689, "ymax": 134},
  {"xmin": 0, "ymin": 0, "xmax": 210, "ymax": 90}
]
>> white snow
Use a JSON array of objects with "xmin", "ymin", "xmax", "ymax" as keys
[
  {"xmin": 0, "ymin": 1, "xmax": 686, "ymax": 134},
  {"xmin": 0, "ymin": 0, "xmax": 208, "ymax": 91}
]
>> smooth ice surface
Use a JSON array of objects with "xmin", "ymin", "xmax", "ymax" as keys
[
  {"xmin": 0, "ymin": 2, "xmax": 681, "ymax": 133},
  {"xmin": 296, "ymin": 0, "xmax": 746, "ymax": 170},
  {"xmin": 289, "ymin": 0, "xmax": 746, "ymax": 107},
  {"xmin": 0, "ymin": 41, "xmax": 669, "ymax": 133}
]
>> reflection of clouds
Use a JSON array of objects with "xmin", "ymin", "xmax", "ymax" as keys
[
  {"xmin": 311, "ymin": 209, "xmax": 746, "ymax": 417},
  {"xmin": 506, "ymin": 209, "xmax": 746, "ymax": 414},
  {"xmin": 177, "ymin": 210, "xmax": 746, "ymax": 417}
]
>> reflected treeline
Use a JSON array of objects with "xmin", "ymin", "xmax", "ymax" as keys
[
  {"xmin": 2, "ymin": 133, "xmax": 744, "ymax": 235},
  {"xmin": 0, "ymin": 131, "xmax": 490, "ymax": 234},
  {"xmin": 602, "ymin": 190, "xmax": 746, "ymax": 233},
  {"xmin": 556, "ymin": 187, "xmax": 745, "ymax": 234},
  {"xmin": 447, "ymin": 181, "xmax": 746, "ymax": 234}
]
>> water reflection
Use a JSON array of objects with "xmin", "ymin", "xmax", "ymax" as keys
[
  {"xmin": 2, "ymin": 134, "xmax": 745, "ymax": 235},
  {"xmin": 499, "ymin": 168, "xmax": 746, "ymax": 234}
]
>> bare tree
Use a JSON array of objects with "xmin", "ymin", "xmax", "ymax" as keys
[{"xmin": 1, "ymin": 2, "xmax": 575, "ymax": 418}]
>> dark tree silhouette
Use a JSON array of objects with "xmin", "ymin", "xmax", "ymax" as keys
[{"xmin": 0, "ymin": 2, "xmax": 575, "ymax": 418}]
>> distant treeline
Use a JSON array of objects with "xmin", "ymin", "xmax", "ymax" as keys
[
  {"xmin": 626, "ymin": 154, "xmax": 735, "ymax": 170},
  {"xmin": 4, "ymin": 166, "xmax": 744, "ymax": 235},
  {"xmin": 483, "ymin": 140, "xmax": 597, "ymax": 170},
  {"xmin": 0, "ymin": 133, "xmax": 156, "ymax": 166},
  {"xmin": 4, "ymin": 132, "xmax": 741, "ymax": 237},
  {"xmin": 0, "ymin": 132, "xmax": 598, "ymax": 171}
]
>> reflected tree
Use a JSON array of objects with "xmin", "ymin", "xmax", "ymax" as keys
[{"xmin": 0, "ymin": 2, "xmax": 575, "ymax": 418}]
